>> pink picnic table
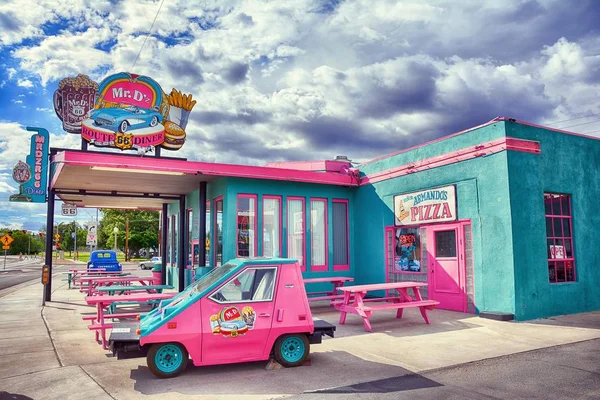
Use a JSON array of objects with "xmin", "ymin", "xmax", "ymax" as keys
[
  {"xmin": 303, "ymin": 277, "xmax": 354, "ymax": 304},
  {"xmin": 85, "ymin": 292, "xmax": 175, "ymax": 349},
  {"xmin": 79, "ymin": 276, "xmax": 155, "ymax": 296},
  {"xmin": 334, "ymin": 282, "xmax": 439, "ymax": 332}
]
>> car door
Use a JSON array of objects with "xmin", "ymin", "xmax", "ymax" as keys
[{"xmin": 200, "ymin": 266, "xmax": 278, "ymax": 364}]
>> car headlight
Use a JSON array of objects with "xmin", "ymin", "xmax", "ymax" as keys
[{"xmin": 89, "ymin": 263, "xmax": 94, "ymax": 268}]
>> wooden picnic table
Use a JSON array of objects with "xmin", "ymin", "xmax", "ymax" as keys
[
  {"xmin": 96, "ymin": 284, "xmax": 173, "ymax": 296},
  {"xmin": 84, "ymin": 292, "xmax": 175, "ymax": 349},
  {"xmin": 79, "ymin": 276, "xmax": 156, "ymax": 296},
  {"xmin": 334, "ymin": 282, "xmax": 439, "ymax": 332},
  {"xmin": 303, "ymin": 276, "xmax": 354, "ymax": 304}
]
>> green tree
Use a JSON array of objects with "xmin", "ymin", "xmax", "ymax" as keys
[
  {"xmin": 0, "ymin": 230, "xmax": 45, "ymax": 255},
  {"xmin": 99, "ymin": 210, "xmax": 159, "ymax": 258}
]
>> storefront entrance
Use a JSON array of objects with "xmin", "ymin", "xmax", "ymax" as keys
[{"xmin": 426, "ymin": 223, "xmax": 467, "ymax": 312}]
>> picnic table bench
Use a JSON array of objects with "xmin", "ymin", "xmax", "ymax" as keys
[
  {"xmin": 85, "ymin": 292, "xmax": 175, "ymax": 349},
  {"xmin": 333, "ymin": 281, "xmax": 439, "ymax": 332},
  {"xmin": 61, "ymin": 270, "xmax": 130, "ymax": 289},
  {"xmin": 79, "ymin": 276, "xmax": 156, "ymax": 296},
  {"xmin": 304, "ymin": 277, "xmax": 354, "ymax": 304},
  {"xmin": 96, "ymin": 284, "xmax": 173, "ymax": 296}
]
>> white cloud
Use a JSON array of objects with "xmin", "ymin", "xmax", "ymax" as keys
[
  {"xmin": 11, "ymin": 99, "xmax": 23, "ymax": 104},
  {"xmin": 6, "ymin": 68, "xmax": 17, "ymax": 79},
  {"xmin": 17, "ymin": 79, "xmax": 34, "ymax": 88},
  {"xmin": 36, "ymin": 107, "xmax": 53, "ymax": 113}
]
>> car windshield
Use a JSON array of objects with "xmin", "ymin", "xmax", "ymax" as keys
[
  {"xmin": 191, "ymin": 261, "xmax": 238, "ymax": 294},
  {"xmin": 124, "ymin": 106, "xmax": 140, "ymax": 113}
]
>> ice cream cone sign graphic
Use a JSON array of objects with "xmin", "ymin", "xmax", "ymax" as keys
[{"xmin": 396, "ymin": 200, "xmax": 409, "ymax": 221}]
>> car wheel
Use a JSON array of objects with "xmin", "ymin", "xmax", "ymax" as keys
[
  {"xmin": 147, "ymin": 343, "xmax": 188, "ymax": 379},
  {"xmin": 119, "ymin": 120, "xmax": 129, "ymax": 133},
  {"xmin": 150, "ymin": 116, "xmax": 158, "ymax": 127},
  {"xmin": 273, "ymin": 334, "xmax": 310, "ymax": 368}
]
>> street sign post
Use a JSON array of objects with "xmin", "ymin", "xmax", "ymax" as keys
[{"xmin": 1, "ymin": 234, "xmax": 13, "ymax": 270}]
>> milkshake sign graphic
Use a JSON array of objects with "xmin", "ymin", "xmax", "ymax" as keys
[
  {"xmin": 55, "ymin": 72, "xmax": 196, "ymax": 153},
  {"xmin": 394, "ymin": 185, "xmax": 457, "ymax": 226}
]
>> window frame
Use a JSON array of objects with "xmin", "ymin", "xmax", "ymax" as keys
[
  {"xmin": 171, "ymin": 214, "xmax": 177, "ymax": 266},
  {"xmin": 387, "ymin": 226, "xmax": 426, "ymax": 275},
  {"xmin": 236, "ymin": 194, "xmax": 258, "ymax": 258},
  {"xmin": 208, "ymin": 267, "xmax": 278, "ymax": 304},
  {"xmin": 310, "ymin": 198, "xmax": 328, "ymax": 272},
  {"xmin": 214, "ymin": 196, "xmax": 224, "ymax": 267},
  {"xmin": 286, "ymin": 196, "xmax": 306, "ymax": 272},
  {"xmin": 186, "ymin": 207, "xmax": 193, "ymax": 267},
  {"xmin": 544, "ymin": 193, "xmax": 576, "ymax": 284},
  {"xmin": 262, "ymin": 195, "xmax": 282, "ymax": 258},
  {"xmin": 332, "ymin": 199, "xmax": 350, "ymax": 271}
]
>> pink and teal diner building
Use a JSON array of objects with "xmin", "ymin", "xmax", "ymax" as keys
[{"xmin": 47, "ymin": 117, "xmax": 600, "ymax": 321}]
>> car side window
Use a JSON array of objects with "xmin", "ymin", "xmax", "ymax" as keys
[{"xmin": 210, "ymin": 268, "xmax": 277, "ymax": 303}]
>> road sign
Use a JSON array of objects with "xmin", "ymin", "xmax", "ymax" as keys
[
  {"xmin": 0, "ymin": 234, "xmax": 14, "ymax": 246},
  {"xmin": 86, "ymin": 223, "xmax": 97, "ymax": 246},
  {"xmin": 2, "ymin": 245, "xmax": 10, "ymax": 250},
  {"xmin": 61, "ymin": 203, "xmax": 77, "ymax": 216},
  {"xmin": 55, "ymin": 233, "xmax": 60, "ymax": 240}
]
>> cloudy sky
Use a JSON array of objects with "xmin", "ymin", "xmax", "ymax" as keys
[{"xmin": 1, "ymin": 0, "xmax": 600, "ymax": 230}]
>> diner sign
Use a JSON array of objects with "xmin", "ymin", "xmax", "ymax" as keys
[
  {"xmin": 9, "ymin": 127, "xmax": 50, "ymax": 203},
  {"xmin": 394, "ymin": 185, "xmax": 456, "ymax": 226},
  {"xmin": 54, "ymin": 72, "xmax": 196, "ymax": 154}
]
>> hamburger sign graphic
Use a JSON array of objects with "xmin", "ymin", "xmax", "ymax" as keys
[{"xmin": 54, "ymin": 72, "xmax": 196, "ymax": 153}]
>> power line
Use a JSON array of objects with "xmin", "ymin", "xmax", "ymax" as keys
[
  {"xmin": 559, "ymin": 118, "xmax": 600, "ymax": 130},
  {"xmin": 131, "ymin": 0, "xmax": 166, "ymax": 71},
  {"xmin": 546, "ymin": 113, "xmax": 600, "ymax": 126}
]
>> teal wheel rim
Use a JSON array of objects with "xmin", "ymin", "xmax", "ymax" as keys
[
  {"xmin": 155, "ymin": 344, "xmax": 184, "ymax": 373},
  {"xmin": 281, "ymin": 336, "xmax": 305, "ymax": 363}
]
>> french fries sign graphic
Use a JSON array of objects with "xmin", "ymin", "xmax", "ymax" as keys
[{"xmin": 57, "ymin": 72, "xmax": 196, "ymax": 153}]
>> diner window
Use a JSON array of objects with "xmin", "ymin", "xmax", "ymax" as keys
[
  {"xmin": 209, "ymin": 267, "xmax": 277, "ymax": 303},
  {"xmin": 287, "ymin": 197, "xmax": 306, "ymax": 271},
  {"xmin": 187, "ymin": 208, "xmax": 193, "ymax": 267},
  {"xmin": 394, "ymin": 227, "xmax": 423, "ymax": 273},
  {"xmin": 545, "ymin": 193, "xmax": 576, "ymax": 283},
  {"xmin": 205, "ymin": 201, "xmax": 211, "ymax": 266},
  {"xmin": 215, "ymin": 197, "xmax": 223, "ymax": 267},
  {"xmin": 263, "ymin": 196, "xmax": 281, "ymax": 257},
  {"xmin": 332, "ymin": 200, "xmax": 349, "ymax": 271},
  {"xmin": 237, "ymin": 195, "xmax": 257, "ymax": 258},
  {"xmin": 164, "ymin": 217, "xmax": 170, "ymax": 264},
  {"xmin": 310, "ymin": 199, "xmax": 328, "ymax": 271}
]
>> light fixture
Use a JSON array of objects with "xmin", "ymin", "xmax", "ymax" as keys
[{"xmin": 90, "ymin": 166, "xmax": 186, "ymax": 176}]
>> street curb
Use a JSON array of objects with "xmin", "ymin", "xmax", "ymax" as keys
[{"xmin": 0, "ymin": 271, "xmax": 60, "ymax": 299}]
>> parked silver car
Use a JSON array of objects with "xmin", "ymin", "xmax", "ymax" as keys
[{"xmin": 139, "ymin": 256, "xmax": 161, "ymax": 270}]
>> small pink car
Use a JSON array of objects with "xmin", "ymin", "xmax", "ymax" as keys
[{"xmin": 109, "ymin": 258, "xmax": 336, "ymax": 378}]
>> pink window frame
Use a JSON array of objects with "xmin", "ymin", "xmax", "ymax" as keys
[
  {"xmin": 262, "ymin": 195, "xmax": 282, "ymax": 257},
  {"xmin": 287, "ymin": 196, "xmax": 306, "ymax": 272},
  {"xmin": 205, "ymin": 200, "xmax": 211, "ymax": 267},
  {"xmin": 236, "ymin": 194, "xmax": 258, "ymax": 258},
  {"xmin": 384, "ymin": 225, "xmax": 427, "ymax": 275},
  {"xmin": 332, "ymin": 199, "xmax": 350, "ymax": 271},
  {"xmin": 214, "ymin": 196, "xmax": 223, "ymax": 267},
  {"xmin": 186, "ymin": 207, "xmax": 193, "ymax": 267},
  {"xmin": 544, "ymin": 193, "xmax": 576, "ymax": 283},
  {"xmin": 310, "ymin": 198, "xmax": 328, "ymax": 272},
  {"xmin": 171, "ymin": 214, "xmax": 177, "ymax": 267}
]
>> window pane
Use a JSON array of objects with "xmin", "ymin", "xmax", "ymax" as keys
[
  {"xmin": 544, "ymin": 196, "xmax": 552, "ymax": 215},
  {"xmin": 187, "ymin": 209, "xmax": 193, "ymax": 267},
  {"xmin": 263, "ymin": 198, "xmax": 281, "ymax": 257},
  {"xmin": 332, "ymin": 202, "xmax": 348, "ymax": 265},
  {"xmin": 553, "ymin": 218, "xmax": 563, "ymax": 238},
  {"xmin": 310, "ymin": 200, "xmax": 326, "ymax": 267},
  {"xmin": 551, "ymin": 197, "xmax": 561, "ymax": 216},
  {"xmin": 172, "ymin": 215, "xmax": 178, "ymax": 265},
  {"xmin": 566, "ymin": 260, "xmax": 575, "ymax": 281},
  {"xmin": 547, "ymin": 239, "xmax": 554, "ymax": 258},
  {"xmin": 251, "ymin": 269, "xmax": 276, "ymax": 301},
  {"xmin": 561, "ymin": 196, "xmax": 570, "ymax": 216},
  {"xmin": 237, "ymin": 196, "xmax": 256, "ymax": 258},
  {"xmin": 287, "ymin": 199, "xmax": 304, "ymax": 267},
  {"xmin": 205, "ymin": 201, "xmax": 211, "ymax": 266},
  {"xmin": 212, "ymin": 269, "xmax": 256, "ymax": 302},
  {"xmin": 548, "ymin": 262, "xmax": 556, "ymax": 283},
  {"xmin": 562, "ymin": 219, "xmax": 571, "ymax": 238},
  {"xmin": 435, "ymin": 230, "xmax": 456, "ymax": 257},
  {"xmin": 546, "ymin": 218, "xmax": 553, "ymax": 237},
  {"xmin": 215, "ymin": 199, "xmax": 223, "ymax": 267},
  {"xmin": 394, "ymin": 227, "xmax": 422, "ymax": 272},
  {"xmin": 565, "ymin": 240, "xmax": 573, "ymax": 258},
  {"xmin": 556, "ymin": 262, "xmax": 566, "ymax": 282}
]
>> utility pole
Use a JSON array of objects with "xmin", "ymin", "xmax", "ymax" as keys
[
  {"xmin": 125, "ymin": 217, "xmax": 129, "ymax": 261},
  {"xmin": 73, "ymin": 218, "xmax": 77, "ymax": 261}
]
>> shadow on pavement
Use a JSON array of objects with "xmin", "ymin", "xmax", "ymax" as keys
[
  {"xmin": 0, "ymin": 392, "xmax": 34, "ymax": 400},
  {"xmin": 129, "ymin": 350, "xmax": 444, "ymax": 396}
]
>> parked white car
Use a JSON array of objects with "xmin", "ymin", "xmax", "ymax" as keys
[{"xmin": 139, "ymin": 256, "xmax": 161, "ymax": 270}]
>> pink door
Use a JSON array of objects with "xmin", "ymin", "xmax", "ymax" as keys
[
  {"xmin": 427, "ymin": 224, "xmax": 466, "ymax": 312},
  {"xmin": 201, "ymin": 266, "xmax": 277, "ymax": 364}
]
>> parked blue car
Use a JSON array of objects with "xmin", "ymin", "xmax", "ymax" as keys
[
  {"xmin": 91, "ymin": 105, "xmax": 162, "ymax": 133},
  {"xmin": 87, "ymin": 250, "xmax": 122, "ymax": 273}
]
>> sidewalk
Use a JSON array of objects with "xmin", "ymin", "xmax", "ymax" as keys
[{"xmin": 1, "ymin": 273, "xmax": 599, "ymax": 400}]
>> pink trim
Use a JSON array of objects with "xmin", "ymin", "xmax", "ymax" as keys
[
  {"xmin": 262, "ymin": 195, "xmax": 282, "ymax": 257},
  {"xmin": 186, "ymin": 208, "xmax": 193, "ymax": 267},
  {"xmin": 362, "ymin": 137, "xmax": 541, "ymax": 185},
  {"xmin": 287, "ymin": 197, "xmax": 306, "ymax": 272},
  {"xmin": 56, "ymin": 151, "xmax": 357, "ymax": 187},
  {"xmin": 310, "ymin": 198, "xmax": 328, "ymax": 272},
  {"xmin": 332, "ymin": 199, "xmax": 350, "ymax": 272},
  {"xmin": 214, "ymin": 196, "xmax": 223, "ymax": 267},
  {"xmin": 264, "ymin": 160, "xmax": 351, "ymax": 173},
  {"xmin": 49, "ymin": 157, "xmax": 64, "ymax": 189},
  {"xmin": 544, "ymin": 193, "xmax": 576, "ymax": 283},
  {"xmin": 495, "ymin": 117, "xmax": 600, "ymax": 142},
  {"xmin": 171, "ymin": 214, "xmax": 177, "ymax": 267},
  {"xmin": 385, "ymin": 225, "xmax": 427, "ymax": 276},
  {"xmin": 236, "ymin": 194, "xmax": 258, "ymax": 258},
  {"xmin": 362, "ymin": 118, "xmax": 502, "ymax": 165}
]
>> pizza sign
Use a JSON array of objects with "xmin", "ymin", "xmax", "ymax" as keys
[{"xmin": 394, "ymin": 185, "xmax": 457, "ymax": 226}]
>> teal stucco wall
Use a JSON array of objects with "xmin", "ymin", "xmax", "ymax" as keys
[{"xmin": 505, "ymin": 121, "xmax": 600, "ymax": 320}]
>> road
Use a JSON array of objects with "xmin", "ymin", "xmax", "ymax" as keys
[
  {"xmin": 290, "ymin": 339, "xmax": 600, "ymax": 400},
  {"xmin": 0, "ymin": 256, "xmax": 44, "ymax": 291}
]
